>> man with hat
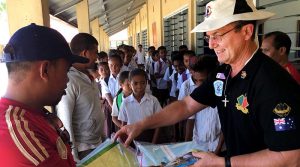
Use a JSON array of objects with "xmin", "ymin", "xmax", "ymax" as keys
[
  {"xmin": 115, "ymin": 0, "xmax": 300, "ymax": 166},
  {"xmin": 0, "ymin": 23, "xmax": 88, "ymax": 166}
]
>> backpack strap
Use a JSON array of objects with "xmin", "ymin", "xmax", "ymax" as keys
[{"xmin": 116, "ymin": 92, "xmax": 123, "ymax": 111}]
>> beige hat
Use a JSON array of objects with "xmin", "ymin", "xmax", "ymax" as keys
[{"xmin": 192, "ymin": 0, "xmax": 275, "ymax": 32}]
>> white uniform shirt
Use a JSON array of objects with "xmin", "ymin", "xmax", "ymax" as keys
[
  {"xmin": 121, "ymin": 59, "xmax": 138, "ymax": 73},
  {"xmin": 111, "ymin": 94, "xmax": 125, "ymax": 117},
  {"xmin": 177, "ymin": 69, "xmax": 191, "ymax": 90},
  {"xmin": 135, "ymin": 50, "xmax": 146, "ymax": 64},
  {"xmin": 178, "ymin": 77, "xmax": 222, "ymax": 151},
  {"xmin": 101, "ymin": 74, "xmax": 120, "ymax": 98},
  {"xmin": 118, "ymin": 93, "xmax": 162, "ymax": 124},
  {"xmin": 168, "ymin": 72, "xmax": 179, "ymax": 97},
  {"xmin": 154, "ymin": 58, "xmax": 168, "ymax": 89}
]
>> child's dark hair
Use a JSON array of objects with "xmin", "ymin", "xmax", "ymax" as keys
[
  {"xmin": 97, "ymin": 51, "xmax": 108, "ymax": 59},
  {"xmin": 183, "ymin": 50, "xmax": 196, "ymax": 57},
  {"xmin": 171, "ymin": 51, "xmax": 183, "ymax": 62},
  {"xmin": 97, "ymin": 62, "xmax": 109, "ymax": 69},
  {"xmin": 151, "ymin": 50, "xmax": 159, "ymax": 57},
  {"xmin": 116, "ymin": 71, "xmax": 130, "ymax": 96},
  {"xmin": 70, "ymin": 33, "xmax": 98, "ymax": 55},
  {"xmin": 157, "ymin": 46, "xmax": 167, "ymax": 52},
  {"xmin": 190, "ymin": 55, "xmax": 218, "ymax": 74},
  {"xmin": 118, "ymin": 71, "xmax": 130, "ymax": 84},
  {"xmin": 129, "ymin": 68, "xmax": 148, "ymax": 81},
  {"xmin": 148, "ymin": 46, "xmax": 155, "ymax": 51},
  {"xmin": 108, "ymin": 52, "xmax": 123, "ymax": 64}
]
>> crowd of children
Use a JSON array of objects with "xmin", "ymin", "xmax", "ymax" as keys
[{"xmin": 92, "ymin": 44, "xmax": 224, "ymax": 153}]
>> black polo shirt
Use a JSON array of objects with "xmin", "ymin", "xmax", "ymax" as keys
[{"xmin": 190, "ymin": 50, "xmax": 300, "ymax": 156}]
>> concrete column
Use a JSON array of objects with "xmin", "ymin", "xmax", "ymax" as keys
[
  {"xmin": 188, "ymin": 0, "xmax": 196, "ymax": 51},
  {"xmin": 76, "ymin": 0, "xmax": 90, "ymax": 33},
  {"xmin": 91, "ymin": 19, "xmax": 100, "ymax": 50},
  {"xmin": 99, "ymin": 26, "xmax": 105, "ymax": 51},
  {"xmin": 6, "ymin": 0, "xmax": 50, "ymax": 35}
]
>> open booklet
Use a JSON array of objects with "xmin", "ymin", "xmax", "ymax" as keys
[
  {"xmin": 134, "ymin": 141, "xmax": 202, "ymax": 167},
  {"xmin": 77, "ymin": 139, "xmax": 139, "ymax": 167}
]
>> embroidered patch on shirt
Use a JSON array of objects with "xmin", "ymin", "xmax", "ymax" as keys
[
  {"xmin": 216, "ymin": 73, "xmax": 226, "ymax": 79},
  {"xmin": 274, "ymin": 117, "xmax": 296, "ymax": 131},
  {"xmin": 213, "ymin": 80, "xmax": 223, "ymax": 97},
  {"xmin": 236, "ymin": 95, "xmax": 249, "ymax": 114},
  {"xmin": 273, "ymin": 103, "xmax": 291, "ymax": 117}
]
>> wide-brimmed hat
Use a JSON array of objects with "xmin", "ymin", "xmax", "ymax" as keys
[{"xmin": 192, "ymin": 0, "xmax": 275, "ymax": 32}]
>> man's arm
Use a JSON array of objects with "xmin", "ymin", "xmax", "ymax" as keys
[
  {"xmin": 192, "ymin": 149, "xmax": 300, "ymax": 167},
  {"xmin": 115, "ymin": 95, "xmax": 206, "ymax": 146}
]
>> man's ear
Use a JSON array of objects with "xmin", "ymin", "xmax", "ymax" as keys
[
  {"xmin": 279, "ymin": 47, "xmax": 287, "ymax": 56},
  {"xmin": 243, "ymin": 24, "xmax": 254, "ymax": 40},
  {"xmin": 39, "ymin": 61, "xmax": 50, "ymax": 81}
]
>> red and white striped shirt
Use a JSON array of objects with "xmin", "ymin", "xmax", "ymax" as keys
[{"xmin": 0, "ymin": 98, "xmax": 75, "ymax": 167}]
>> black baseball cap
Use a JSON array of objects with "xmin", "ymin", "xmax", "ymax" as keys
[{"xmin": 1, "ymin": 23, "xmax": 88, "ymax": 64}]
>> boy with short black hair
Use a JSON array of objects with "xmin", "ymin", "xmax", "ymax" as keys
[
  {"xmin": 118, "ymin": 69, "xmax": 161, "ymax": 143},
  {"xmin": 97, "ymin": 51, "xmax": 108, "ymax": 62},
  {"xmin": 178, "ymin": 56, "xmax": 224, "ymax": 154},
  {"xmin": 154, "ymin": 46, "xmax": 170, "ymax": 106},
  {"xmin": 111, "ymin": 71, "xmax": 132, "ymax": 128},
  {"xmin": 101, "ymin": 53, "xmax": 123, "ymax": 138}
]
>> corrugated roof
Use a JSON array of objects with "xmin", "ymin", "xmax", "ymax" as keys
[{"xmin": 49, "ymin": 0, "xmax": 146, "ymax": 36}]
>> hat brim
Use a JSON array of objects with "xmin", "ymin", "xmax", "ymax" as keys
[
  {"xmin": 191, "ymin": 10, "xmax": 275, "ymax": 33},
  {"xmin": 69, "ymin": 54, "xmax": 89, "ymax": 64}
]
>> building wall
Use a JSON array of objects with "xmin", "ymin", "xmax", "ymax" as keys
[
  {"xmin": 147, "ymin": 0, "xmax": 162, "ymax": 48},
  {"xmin": 140, "ymin": 4, "xmax": 148, "ymax": 31},
  {"xmin": 124, "ymin": 0, "xmax": 300, "ymax": 57},
  {"xmin": 161, "ymin": 0, "xmax": 189, "ymax": 18}
]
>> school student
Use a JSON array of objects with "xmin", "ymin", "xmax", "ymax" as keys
[
  {"xmin": 118, "ymin": 69, "xmax": 161, "ymax": 143},
  {"xmin": 111, "ymin": 71, "xmax": 132, "ymax": 128}
]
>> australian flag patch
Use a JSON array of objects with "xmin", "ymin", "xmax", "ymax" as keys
[{"xmin": 274, "ymin": 117, "xmax": 296, "ymax": 131}]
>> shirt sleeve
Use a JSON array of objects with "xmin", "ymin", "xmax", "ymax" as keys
[
  {"xmin": 118, "ymin": 102, "xmax": 127, "ymax": 122},
  {"xmin": 111, "ymin": 97, "xmax": 118, "ymax": 117},
  {"xmin": 254, "ymin": 73, "xmax": 300, "ymax": 151},
  {"xmin": 190, "ymin": 72, "xmax": 217, "ymax": 107},
  {"xmin": 178, "ymin": 82, "xmax": 186, "ymax": 100},
  {"xmin": 100, "ymin": 79, "xmax": 110, "ymax": 95},
  {"xmin": 163, "ymin": 68, "xmax": 170, "ymax": 81},
  {"xmin": 154, "ymin": 61, "xmax": 159, "ymax": 74},
  {"xmin": 152, "ymin": 96, "xmax": 162, "ymax": 113}
]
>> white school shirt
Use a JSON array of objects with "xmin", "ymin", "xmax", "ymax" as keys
[
  {"xmin": 145, "ymin": 55, "xmax": 152, "ymax": 72},
  {"xmin": 168, "ymin": 72, "xmax": 179, "ymax": 97},
  {"xmin": 101, "ymin": 74, "xmax": 120, "ymax": 98},
  {"xmin": 149, "ymin": 60, "xmax": 157, "ymax": 88},
  {"xmin": 178, "ymin": 78, "xmax": 222, "ymax": 151},
  {"xmin": 176, "ymin": 69, "xmax": 191, "ymax": 90},
  {"xmin": 135, "ymin": 50, "xmax": 146, "ymax": 64},
  {"xmin": 154, "ymin": 58, "xmax": 168, "ymax": 89},
  {"xmin": 111, "ymin": 94, "xmax": 126, "ymax": 117},
  {"xmin": 118, "ymin": 93, "xmax": 162, "ymax": 124},
  {"xmin": 121, "ymin": 59, "xmax": 138, "ymax": 72},
  {"xmin": 163, "ymin": 65, "xmax": 175, "ymax": 81}
]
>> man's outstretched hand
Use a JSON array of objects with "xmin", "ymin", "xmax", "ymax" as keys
[{"xmin": 114, "ymin": 123, "xmax": 143, "ymax": 147}]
